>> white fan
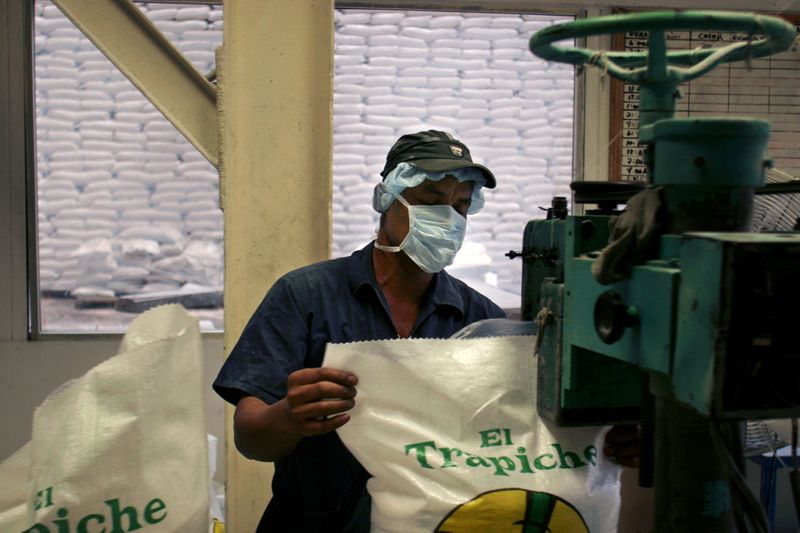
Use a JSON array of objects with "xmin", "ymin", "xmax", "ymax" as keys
[
  {"xmin": 746, "ymin": 167, "xmax": 799, "ymax": 456},
  {"xmin": 742, "ymin": 167, "xmax": 799, "ymax": 529},
  {"xmin": 752, "ymin": 167, "xmax": 800, "ymax": 233}
]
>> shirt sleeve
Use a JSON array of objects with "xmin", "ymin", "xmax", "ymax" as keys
[
  {"xmin": 468, "ymin": 288, "xmax": 507, "ymax": 322},
  {"xmin": 212, "ymin": 276, "xmax": 309, "ymax": 406},
  {"xmin": 489, "ymin": 301, "xmax": 507, "ymax": 319}
]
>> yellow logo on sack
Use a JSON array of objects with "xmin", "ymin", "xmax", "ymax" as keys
[{"xmin": 434, "ymin": 489, "xmax": 589, "ymax": 533}]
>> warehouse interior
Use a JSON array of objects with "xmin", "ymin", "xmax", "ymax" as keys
[{"xmin": 1, "ymin": 0, "xmax": 799, "ymax": 532}]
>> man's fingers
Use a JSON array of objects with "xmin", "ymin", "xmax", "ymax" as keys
[
  {"xmin": 605, "ymin": 424, "xmax": 639, "ymax": 444},
  {"xmin": 283, "ymin": 367, "xmax": 358, "ymax": 437},
  {"xmin": 292, "ymin": 398, "xmax": 356, "ymax": 421},
  {"xmin": 603, "ymin": 453, "xmax": 640, "ymax": 469},
  {"xmin": 288, "ymin": 367, "xmax": 358, "ymax": 388},
  {"xmin": 604, "ymin": 442, "xmax": 639, "ymax": 458},
  {"xmin": 604, "ymin": 424, "xmax": 641, "ymax": 468},
  {"xmin": 300, "ymin": 413, "xmax": 351, "ymax": 436},
  {"xmin": 287, "ymin": 380, "xmax": 357, "ymax": 406}
]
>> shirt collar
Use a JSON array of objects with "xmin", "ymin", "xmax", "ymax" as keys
[{"xmin": 348, "ymin": 241, "xmax": 465, "ymax": 317}]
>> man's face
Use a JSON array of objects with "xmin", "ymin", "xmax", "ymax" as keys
[{"xmin": 383, "ymin": 175, "xmax": 474, "ymax": 247}]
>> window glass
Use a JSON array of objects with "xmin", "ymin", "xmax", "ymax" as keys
[
  {"xmin": 332, "ymin": 10, "xmax": 575, "ymax": 310},
  {"xmin": 33, "ymin": 5, "xmax": 573, "ymax": 331},
  {"xmin": 34, "ymin": 1, "xmax": 223, "ymax": 333}
]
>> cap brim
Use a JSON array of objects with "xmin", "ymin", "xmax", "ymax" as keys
[{"xmin": 408, "ymin": 159, "xmax": 496, "ymax": 189}]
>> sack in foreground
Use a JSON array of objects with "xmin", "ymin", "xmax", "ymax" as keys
[
  {"xmin": 0, "ymin": 304, "xmax": 209, "ymax": 533},
  {"xmin": 325, "ymin": 335, "xmax": 621, "ymax": 533}
]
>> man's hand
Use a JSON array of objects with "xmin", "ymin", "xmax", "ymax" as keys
[
  {"xmin": 285, "ymin": 367, "xmax": 359, "ymax": 436},
  {"xmin": 603, "ymin": 424, "xmax": 640, "ymax": 468},
  {"xmin": 233, "ymin": 367, "xmax": 358, "ymax": 462}
]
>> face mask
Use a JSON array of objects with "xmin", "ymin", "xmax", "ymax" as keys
[{"xmin": 374, "ymin": 195, "xmax": 467, "ymax": 273}]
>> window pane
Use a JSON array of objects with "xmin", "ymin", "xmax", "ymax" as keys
[
  {"xmin": 34, "ymin": 1, "xmax": 223, "ymax": 333},
  {"xmin": 332, "ymin": 10, "xmax": 574, "ymax": 310}
]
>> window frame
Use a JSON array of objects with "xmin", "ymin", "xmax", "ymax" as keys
[{"xmin": 2, "ymin": 0, "xmax": 37, "ymax": 343}]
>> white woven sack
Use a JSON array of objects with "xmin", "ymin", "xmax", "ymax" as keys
[
  {"xmin": 325, "ymin": 335, "xmax": 621, "ymax": 533},
  {"xmin": 0, "ymin": 304, "xmax": 209, "ymax": 533}
]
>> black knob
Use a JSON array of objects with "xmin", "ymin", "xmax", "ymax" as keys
[
  {"xmin": 594, "ymin": 290, "xmax": 638, "ymax": 344},
  {"xmin": 549, "ymin": 196, "xmax": 569, "ymax": 220}
]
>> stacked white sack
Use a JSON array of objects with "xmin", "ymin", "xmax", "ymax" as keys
[
  {"xmin": 36, "ymin": 5, "xmax": 572, "ymax": 301},
  {"xmin": 34, "ymin": 3, "xmax": 224, "ymax": 297},
  {"xmin": 332, "ymin": 11, "xmax": 574, "ymax": 295}
]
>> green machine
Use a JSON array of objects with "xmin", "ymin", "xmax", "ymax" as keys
[{"xmin": 520, "ymin": 11, "xmax": 800, "ymax": 532}]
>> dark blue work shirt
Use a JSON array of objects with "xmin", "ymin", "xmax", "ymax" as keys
[{"xmin": 213, "ymin": 242, "xmax": 505, "ymax": 532}]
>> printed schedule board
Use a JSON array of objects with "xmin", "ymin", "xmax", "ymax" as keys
[{"xmin": 609, "ymin": 14, "xmax": 800, "ymax": 181}]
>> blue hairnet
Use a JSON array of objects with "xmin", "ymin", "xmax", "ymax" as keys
[{"xmin": 371, "ymin": 162, "xmax": 487, "ymax": 215}]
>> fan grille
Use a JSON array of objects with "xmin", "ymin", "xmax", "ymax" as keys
[{"xmin": 752, "ymin": 168, "xmax": 800, "ymax": 232}]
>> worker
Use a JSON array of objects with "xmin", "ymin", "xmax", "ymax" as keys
[{"xmin": 213, "ymin": 130, "xmax": 506, "ymax": 532}]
